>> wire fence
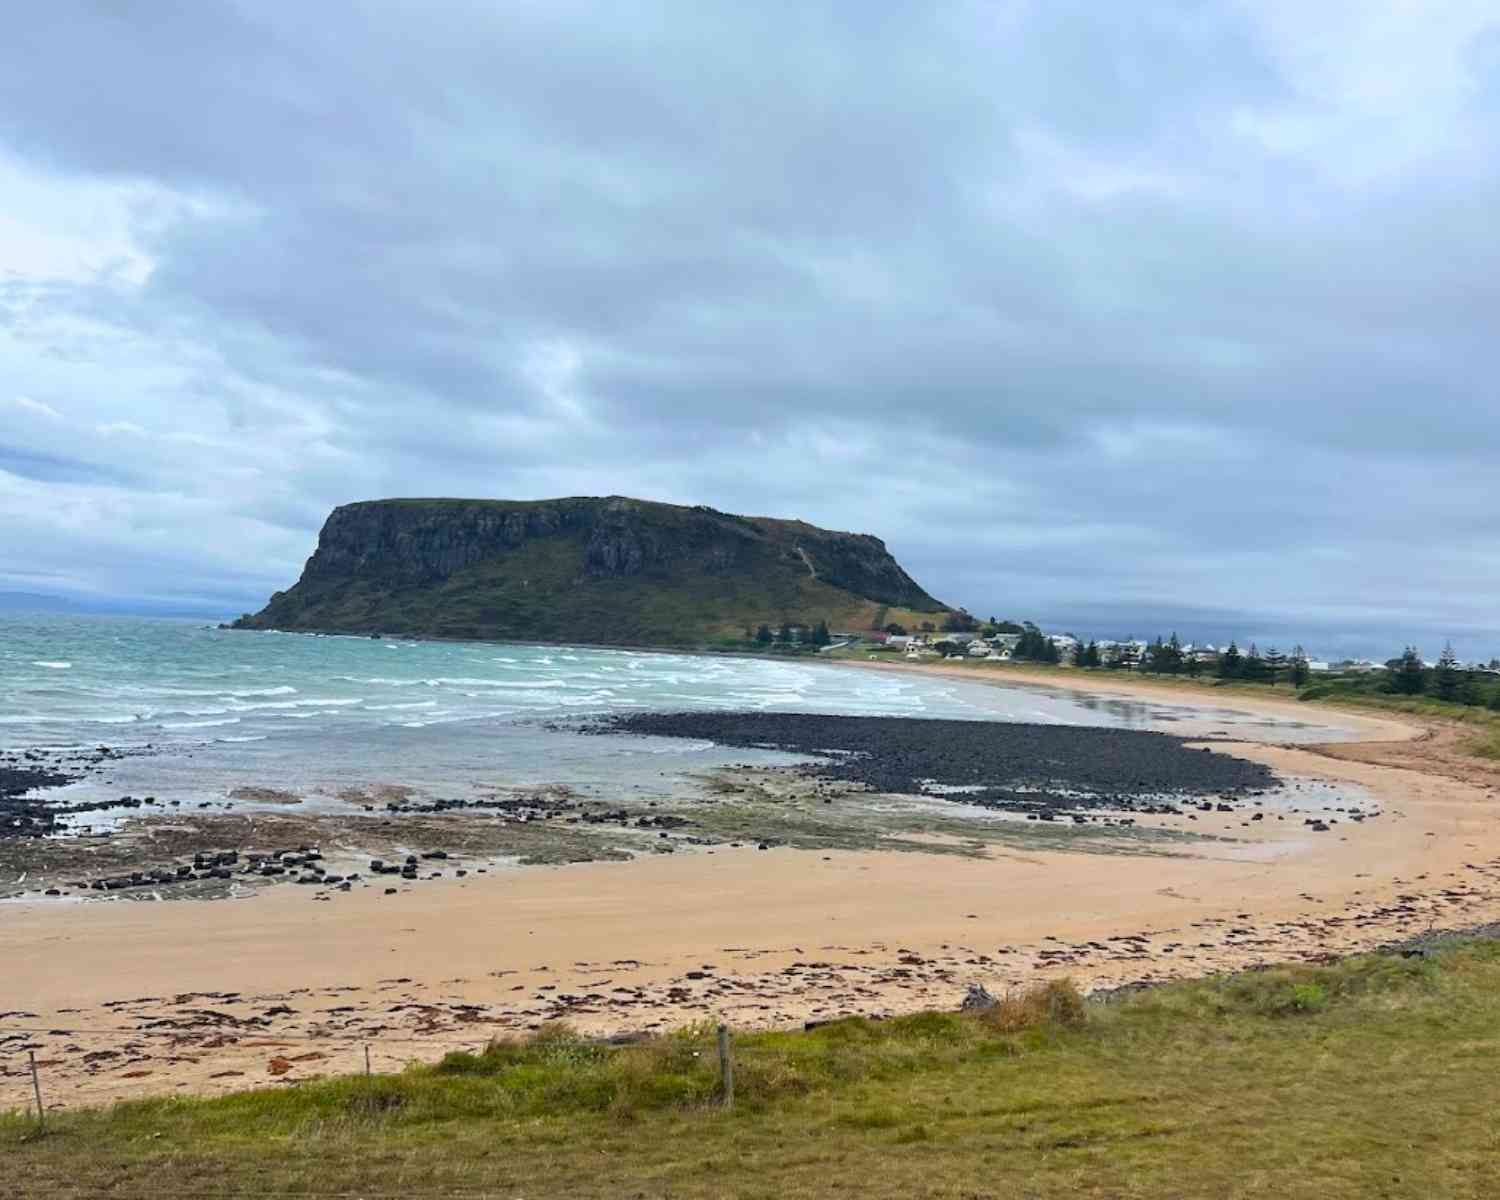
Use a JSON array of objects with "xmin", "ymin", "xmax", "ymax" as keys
[{"xmin": 5, "ymin": 1017, "xmax": 745, "ymax": 1128}]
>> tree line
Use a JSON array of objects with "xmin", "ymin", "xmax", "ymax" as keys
[
  {"xmin": 1388, "ymin": 644, "xmax": 1500, "ymax": 709},
  {"xmin": 1018, "ymin": 629, "xmax": 1500, "ymax": 708},
  {"xmin": 746, "ymin": 620, "xmax": 832, "ymax": 647},
  {"xmin": 1013, "ymin": 630, "xmax": 1316, "ymax": 686}
]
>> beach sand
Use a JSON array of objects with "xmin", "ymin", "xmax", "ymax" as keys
[{"xmin": 7, "ymin": 663, "xmax": 1500, "ymax": 1111}]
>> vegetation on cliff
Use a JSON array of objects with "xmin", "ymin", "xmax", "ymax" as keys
[{"xmin": 232, "ymin": 497, "xmax": 949, "ymax": 646}]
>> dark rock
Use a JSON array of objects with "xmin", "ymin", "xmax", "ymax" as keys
[{"xmin": 960, "ymin": 983, "xmax": 997, "ymax": 1011}]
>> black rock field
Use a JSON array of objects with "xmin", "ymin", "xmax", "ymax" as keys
[{"xmin": 590, "ymin": 711, "xmax": 1280, "ymax": 815}]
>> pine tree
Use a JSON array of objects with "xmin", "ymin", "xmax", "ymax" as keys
[
  {"xmin": 1435, "ymin": 642, "xmax": 1461, "ymax": 701},
  {"xmin": 1086, "ymin": 640, "xmax": 1102, "ymax": 668},
  {"xmin": 1262, "ymin": 645, "xmax": 1287, "ymax": 685},
  {"xmin": 755, "ymin": 624, "xmax": 772, "ymax": 645},
  {"xmin": 1184, "ymin": 650, "xmax": 1203, "ymax": 678},
  {"xmin": 810, "ymin": 620, "xmax": 832, "ymax": 647},
  {"xmin": 1218, "ymin": 641, "xmax": 1242, "ymax": 679},
  {"xmin": 1459, "ymin": 670, "xmax": 1482, "ymax": 706},
  {"xmin": 1389, "ymin": 646, "xmax": 1425, "ymax": 695},
  {"xmin": 1140, "ymin": 637, "xmax": 1162, "ymax": 673},
  {"xmin": 1072, "ymin": 640, "xmax": 1089, "ymax": 667},
  {"xmin": 1289, "ymin": 645, "xmax": 1310, "ymax": 687},
  {"xmin": 1242, "ymin": 643, "xmax": 1267, "ymax": 682}
]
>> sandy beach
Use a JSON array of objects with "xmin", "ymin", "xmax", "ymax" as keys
[{"xmin": 8, "ymin": 662, "xmax": 1500, "ymax": 1111}]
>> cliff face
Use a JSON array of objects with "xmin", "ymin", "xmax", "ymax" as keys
[{"xmin": 235, "ymin": 496, "xmax": 948, "ymax": 646}]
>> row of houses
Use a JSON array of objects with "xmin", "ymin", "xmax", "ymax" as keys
[{"xmin": 870, "ymin": 630, "xmax": 1338, "ymax": 671}]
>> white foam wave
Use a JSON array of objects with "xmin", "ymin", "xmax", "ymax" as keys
[
  {"xmin": 32, "ymin": 661, "xmax": 72, "ymax": 669},
  {"xmin": 217, "ymin": 734, "xmax": 268, "ymax": 743},
  {"xmin": 231, "ymin": 697, "xmax": 364, "ymax": 711},
  {"xmin": 163, "ymin": 717, "xmax": 241, "ymax": 730},
  {"xmin": 152, "ymin": 685, "xmax": 298, "ymax": 699},
  {"xmin": 422, "ymin": 677, "xmax": 566, "ymax": 690}
]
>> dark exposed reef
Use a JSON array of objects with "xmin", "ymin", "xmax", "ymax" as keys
[
  {"xmin": 588, "ymin": 711, "xmax": 1281, "ymax": 818},
  {"xmin": 1, "ymin": 745, "xmax": 137, "ymax": 840}
]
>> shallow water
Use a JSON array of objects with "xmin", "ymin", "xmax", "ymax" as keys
[{"xmin": 2, "ymin": 614, "xmax": 1359, "ymax": 812}]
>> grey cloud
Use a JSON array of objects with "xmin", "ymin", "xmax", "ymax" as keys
[{"xmin": 1, "ymin": 1, "xmax": 1497, "ymax": 657}]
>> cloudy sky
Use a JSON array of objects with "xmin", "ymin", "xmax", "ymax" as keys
[{"xmin": 2, "ymin": 2, "xmax": 1497, "ymax": 657}]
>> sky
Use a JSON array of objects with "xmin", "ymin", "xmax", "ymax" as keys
[{"xmin": 1, "ymin": 2, "xmax": 1497, "ymax": 659}]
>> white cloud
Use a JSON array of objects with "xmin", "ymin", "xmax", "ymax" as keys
[{"xmin": 9, "ymin": 395, "xmax": 63, "ymax": 421}]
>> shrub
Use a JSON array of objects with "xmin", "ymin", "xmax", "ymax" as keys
[
  {"xmin": 974, "ymin": 979, "xmax": 1087, "ymax": 1033},
  {"xmin": 1287, "ymin": 983, "xmax": 1328, "ymax": 1013},
  {"xmin": 340, "ymin": 1079, "xmax": 408, "ymax": 1118}
]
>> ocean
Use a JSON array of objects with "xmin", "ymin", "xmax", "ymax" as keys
[{"xmin": 1, "ymin": 613, "xmax": 1345, "ymax": 814}]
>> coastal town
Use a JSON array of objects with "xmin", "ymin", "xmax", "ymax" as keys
[{"xmin": 823, "ymin": 619, "xmax": 1500, "ymax": 684}]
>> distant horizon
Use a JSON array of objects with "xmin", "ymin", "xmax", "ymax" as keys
[{"xmin": 4, "ymin": 586, "xmax": 1490, "ymax": 666}]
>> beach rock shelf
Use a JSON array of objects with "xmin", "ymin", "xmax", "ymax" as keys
[{"xmin": 588, "ymin": 711, "xmax": 1282, "ymax": 817}]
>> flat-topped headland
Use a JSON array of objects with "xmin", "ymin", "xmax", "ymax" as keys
[{"xmin": 230, "ymin": 495, "xmax": 951, "ymax": 645}]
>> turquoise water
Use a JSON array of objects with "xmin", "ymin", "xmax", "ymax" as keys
[
  {"xmin": 1, "ymin": 614, "xmax": 1137, "ymax": 750},
  {"xmin": 0, "ymin": 614, "xmax": 1352, "ymax": 812},
  {"xmin": 0, "ymin": 615, "xmax": 1362, "ymax": 828},
  {"xmin": 2, "ymin": 612, "xmax": 1173, "ymax": 814}
]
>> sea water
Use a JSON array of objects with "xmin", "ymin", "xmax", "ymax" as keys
[{"xmin": 0, "ymin": 613, "xmax": 1353, "ymax": 809}]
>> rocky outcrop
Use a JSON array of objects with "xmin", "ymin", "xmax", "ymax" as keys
[
  {"xmin": 233, "ymin": 496, "xmax": 948, "ymax": 645},
  {"xmin": 297, "ymin": 498, "xmax": 593, "ymax": 588}
]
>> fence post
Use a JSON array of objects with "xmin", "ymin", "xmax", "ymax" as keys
[
  {"xmin": 29, "ymin": 1051, "xmax": 45, "ymax": 1130},
  {"xmin": 364, "ymin": 1045, "xmax": 371, "ymax": 1076},
  {"xmin": 717, "ymin": 1024, "xmax": 733, "ymax": 1109}
]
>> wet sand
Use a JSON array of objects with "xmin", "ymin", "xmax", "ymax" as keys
[
  {"xmin": 843, "ymin": 657, "xmax": 1421, "ymax": 744},
  {"xmin": 9, "ymin": 668, "xmax": 1500, "ymax": 1111}
]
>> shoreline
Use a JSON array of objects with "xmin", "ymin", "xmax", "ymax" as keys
[
  {"xmin": 827, "ymin": 654, "xmax": 1425, "ymax": 743},
  {"xmin": 9, "ymin": 664, "xmax": 1500, "ymax": 1111}
]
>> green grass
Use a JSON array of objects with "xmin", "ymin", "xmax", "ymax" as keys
[{"xmin": 11, "ymin": 944, "xmax": 1500, "ymax": 1198}]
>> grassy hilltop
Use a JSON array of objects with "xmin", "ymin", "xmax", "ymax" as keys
[
  {"xmin": 10, "ymin": 941, "xmax": 1500, "ymax": 1197},
  {"xmin": 233, "ymin": 496, "xmax": 949, "ymax": 646}
]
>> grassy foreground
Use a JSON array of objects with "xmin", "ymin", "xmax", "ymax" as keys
[{"xmin": 10, "ymin": 943, "xmax": 1500, "ymax": 1198}]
